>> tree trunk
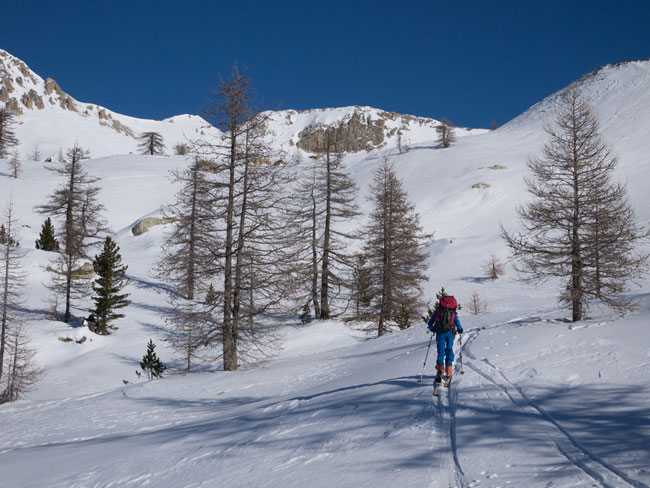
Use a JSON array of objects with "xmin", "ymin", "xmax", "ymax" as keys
[
  {"xmin": 310, "ymin": 188, "xmax": 321, "ymax": 319},
  {"xmin": 186, "ymin": 166, "xmax": 199, "ymax": 300},
  {"xmin": 0, "ymin": 237, "xmax": 9, "ymax": 381},
  {"xmin": 222, "ymin": 127, "xmax": 238, "ymax": 371},
  {"xmin": 320, "ymin": 145, "xmax": 332, "ymax": 319}
]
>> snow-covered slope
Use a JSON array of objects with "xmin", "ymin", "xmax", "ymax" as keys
[
  {"xmin": 1, "ymin": 52, "xmax": 650, "ymax": 487},
  {"xmin": 0, "ymin": 49, "xmax": 213, "ymax": 158}
]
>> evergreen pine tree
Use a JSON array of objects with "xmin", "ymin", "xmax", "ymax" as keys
[
  {"xmin": 139, "ymin": 339, "xmax": 165, "ymax": 380},
  {"xmin": 434, "ymin": 287, "xmax": 449, "ymax": 309},
  {"xmin": 0, "ymin": 224, "xmax": 18, "ymax": 247},
  {"xmin": 299, "ymin": 302, "xmax": 313, "ymax": 324},
  {"xmin": 395, "ymin": 304, "xmax": 411, "ymax": 330},
  {"xmin": 90, "ymin": 236, "xmax": 131, "ymax": 334},
  {"xmin": 35, "ymin": 218, "xmax": 60, "ymax": 251},
  {"xmin": 205, "ymin": 284, "xmax": 217, "ymax": 305}
]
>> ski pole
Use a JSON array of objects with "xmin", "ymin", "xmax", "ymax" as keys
[
  {"xmin": 418, "ymin": 333, "xmax": 434, "ymax": 383},
  {"xmin": 459, "ymin": 333, "xmax": 464, "ymax": 375}
]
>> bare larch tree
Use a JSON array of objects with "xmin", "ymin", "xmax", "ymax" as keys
[
  {"xmin": 7, "ymin": 150, "xmax": 21, "ymax": 179},
  {"xmin": 138, "ymin": 132, "xmax": 166, "ymax": 155},
  {"xmin": 0, "ymin": 198, "xmax": 41, "ymax": 403},
  {"xmin": 436, "ymin": 117, "xmax": 456, "ymax": 148},
  {"xmin": 36, "ymin": 144, "xmax": 107, "ymax": 323},
  {"xmin": 482, "ymin": 255, "xmax": 505, "ymax": 280},
  {"xmin": 502, "ymin": 87, "xmax": 648, "ymax": 321},
  {"xmin": 288, "ymin": 156, "xmax": 325, "ymax": 319},
  {"xmin": 318, "ymin": 129, "xmax": 361, "ymax": 319},
  {"xmin": 364, "ymin": 158, "xmax": 433, "ymax": 336},
  {"xmin": 289, "ymin": 128, "xmax": 361, "ymax": 320},
  {"xmin": 193, "ymin": 64, "xmax": 295, "ymax": 371},
  {"xmin": 0, "ymin": 107, "xmax": 19, "ymax": 159},
  {"xmin": 157, "ymin": 158, "xmax": 217, "ymax": 373}
]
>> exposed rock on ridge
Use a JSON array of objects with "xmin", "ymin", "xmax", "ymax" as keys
[{"xmin": 294, "ymin": 107, "xmax": 439, "ymax": 153}]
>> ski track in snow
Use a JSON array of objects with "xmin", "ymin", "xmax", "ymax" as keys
[{"xmin": 461, "ymin": 323, "xmax": 649, "ymax": 488}]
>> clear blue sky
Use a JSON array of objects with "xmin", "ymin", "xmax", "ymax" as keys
[{"xmin": 2, "ymin": 0, "xmax": 650, "ymax": 128}]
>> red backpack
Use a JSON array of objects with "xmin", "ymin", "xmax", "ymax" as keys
[{"xmin": 435, "ymin": 295, "xmax": 458, "ymax": 333}]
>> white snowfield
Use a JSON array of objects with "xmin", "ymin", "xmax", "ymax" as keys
[{"xmin": 1, "ymin": 53, "xmax": 650, "ymax": 487}]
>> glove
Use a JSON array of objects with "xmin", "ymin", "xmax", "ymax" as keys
[
  {"xmin": 427, "ymin": 325, "xmax": 434, "ymax": 333},
  {"xmin": 457, "ymin": 329, "xmax": 463, "ymax": 335}
]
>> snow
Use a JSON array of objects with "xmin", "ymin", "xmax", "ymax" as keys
[{"xmin": 1, "ymin": 54, "xmax": 650, "ymax": 487}]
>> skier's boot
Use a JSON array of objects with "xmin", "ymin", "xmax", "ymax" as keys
[
  {"xmin": 444, "ymin": 365, "xmax": 453, "ymax": 387},
  {"xmin": 434, "ymin": 364, "xmax": 444, "ymax": 396}
]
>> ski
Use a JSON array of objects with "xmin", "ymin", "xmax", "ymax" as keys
[
  {"xmin": 444, "ymin": 376, "xmax": 452, "ymax": 388},
  {"xmin": 433, "ymin": 379, "xmax": 442, "ymax": 396}
]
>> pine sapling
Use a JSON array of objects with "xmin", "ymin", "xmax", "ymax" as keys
[
  {"xmin": 395, "ymin": 304, "xmax": 411, "ymax": 330},
  {"xmin": 299, "ymin": 302, "xmax": 313, "ymax": 324},
  {"xmin": 35, "ymin": 218, "xmax": 60, "ymax": 251},
  {"xmin": 139, "ymin": 339, "xmax": 166, "ymax": 381}
]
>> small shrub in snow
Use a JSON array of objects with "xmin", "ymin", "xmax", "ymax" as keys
[
  {"xmin": 467, "ymin": 291, "xmax": 487, "ymax": 315},
  {"xmin": 482, "ymin": 255, "xmax": 505, "ymax": 280}
]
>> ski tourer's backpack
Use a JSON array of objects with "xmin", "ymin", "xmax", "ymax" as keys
[{"xmin": 434, "ymin": 295, "xmax": 458, "ymax": 333}]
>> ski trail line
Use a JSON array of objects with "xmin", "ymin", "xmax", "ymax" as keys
[
  {"xmin": 430, "ymin": 388, "xmax": 470, "ymax": 488},
  {"xmin": 466, "ymin": 355, "xmax": 648, "ymax": 488},
  {"xmin": 446, "ymin": 382, "xmax": 469, "ymax": 488},
  {"xmin": 482, "ymin": 357, "xmax": 649, "ymax": 488}
]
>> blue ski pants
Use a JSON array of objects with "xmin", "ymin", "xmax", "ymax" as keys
[{"xmin": 436, "ymin": 331, "xmax": 455, "ymax": 367}]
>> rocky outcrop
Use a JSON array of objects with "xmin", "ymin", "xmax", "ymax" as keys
[
  {"xmin": 297, "ymin": 109, "xmax": 388, "ymax": 153},
  {"xmin": 21, "ymin": 89, "xmax": 45, "ymax": 110},
  {"xmin": 294, "ymin": 108, "xmax": 439, "ymax": 154},
  {"xmin": 44, "ymin": 78, "xmax": 78, "ymax": 112},
  {"xmin": 131, "ymin": 217, "xmax": 177, "ymax": 236}
]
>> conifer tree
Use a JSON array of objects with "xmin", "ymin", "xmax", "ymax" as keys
[
  {"xmin": 352, "ymin": 253, "xmax": 373, "ymax": 320},
  {"xmin": 195, "ymin": 63, "xmax": 296, "ymax": 370},
  {"xmin": 502, "ymin": 87, "xmax": 648, "ymax": 320},
  {"xmin": 35, "ymin": 218, "xmax": 60, "ymax": 252},
  {"xmin": 1, "ymin": 199, "xmax": 41, "ymax": 403},
  {"xmin": 482, "ymin": 255, "xmax": 504, "ymax": 280},
  {"xmin": 0, "ymin": 108, "xmax": 19, "ymax": 159},
  {"xmin": 395, "ymin": 304, "xmax": 411, "ymax": 330},
  {"xmin": 7, "ymin": 150, "xmax": 21, "ymax": 178},
  {"xmin": 139, "ymin": 339, "xmax": 165, "ymax": 381},
  {"xmin": 138, "ymin": 132, "xmax": 165, "ymax": 155},
  {"xmin": 299, "ymin": 302, "xmax": 313, "ymax": 324},
  {"xmin": 90, "ymin": 236, "xmax": 130, "ymax": 334},
  {"xmin": 365, "ymin": 158, "xmax": 433, "ymax": 337},
  {"xmin": 436, "ymin": 118, "xmax": 456, "ymax": 148},
  {"xmin": 288, "ymin": 130, "xmax": 360, "ymax": 320}
]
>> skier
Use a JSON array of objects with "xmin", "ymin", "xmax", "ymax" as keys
[{"xmin": 427, "ymin": 294, "xmax": 463, "ymax": 392}]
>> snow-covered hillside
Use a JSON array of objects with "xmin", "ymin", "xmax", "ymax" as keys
[
  {"xmin": 0, "ymin": 50, "xmax": 213, "ymax": 159},
  {"xmin": 1, "ymin": 51, "xmax": 650, "ymax": 487}
]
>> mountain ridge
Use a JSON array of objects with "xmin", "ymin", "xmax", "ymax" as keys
[{"xmin": 1, "ymin": 49, "xmax": 486, "ymax": 158}]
